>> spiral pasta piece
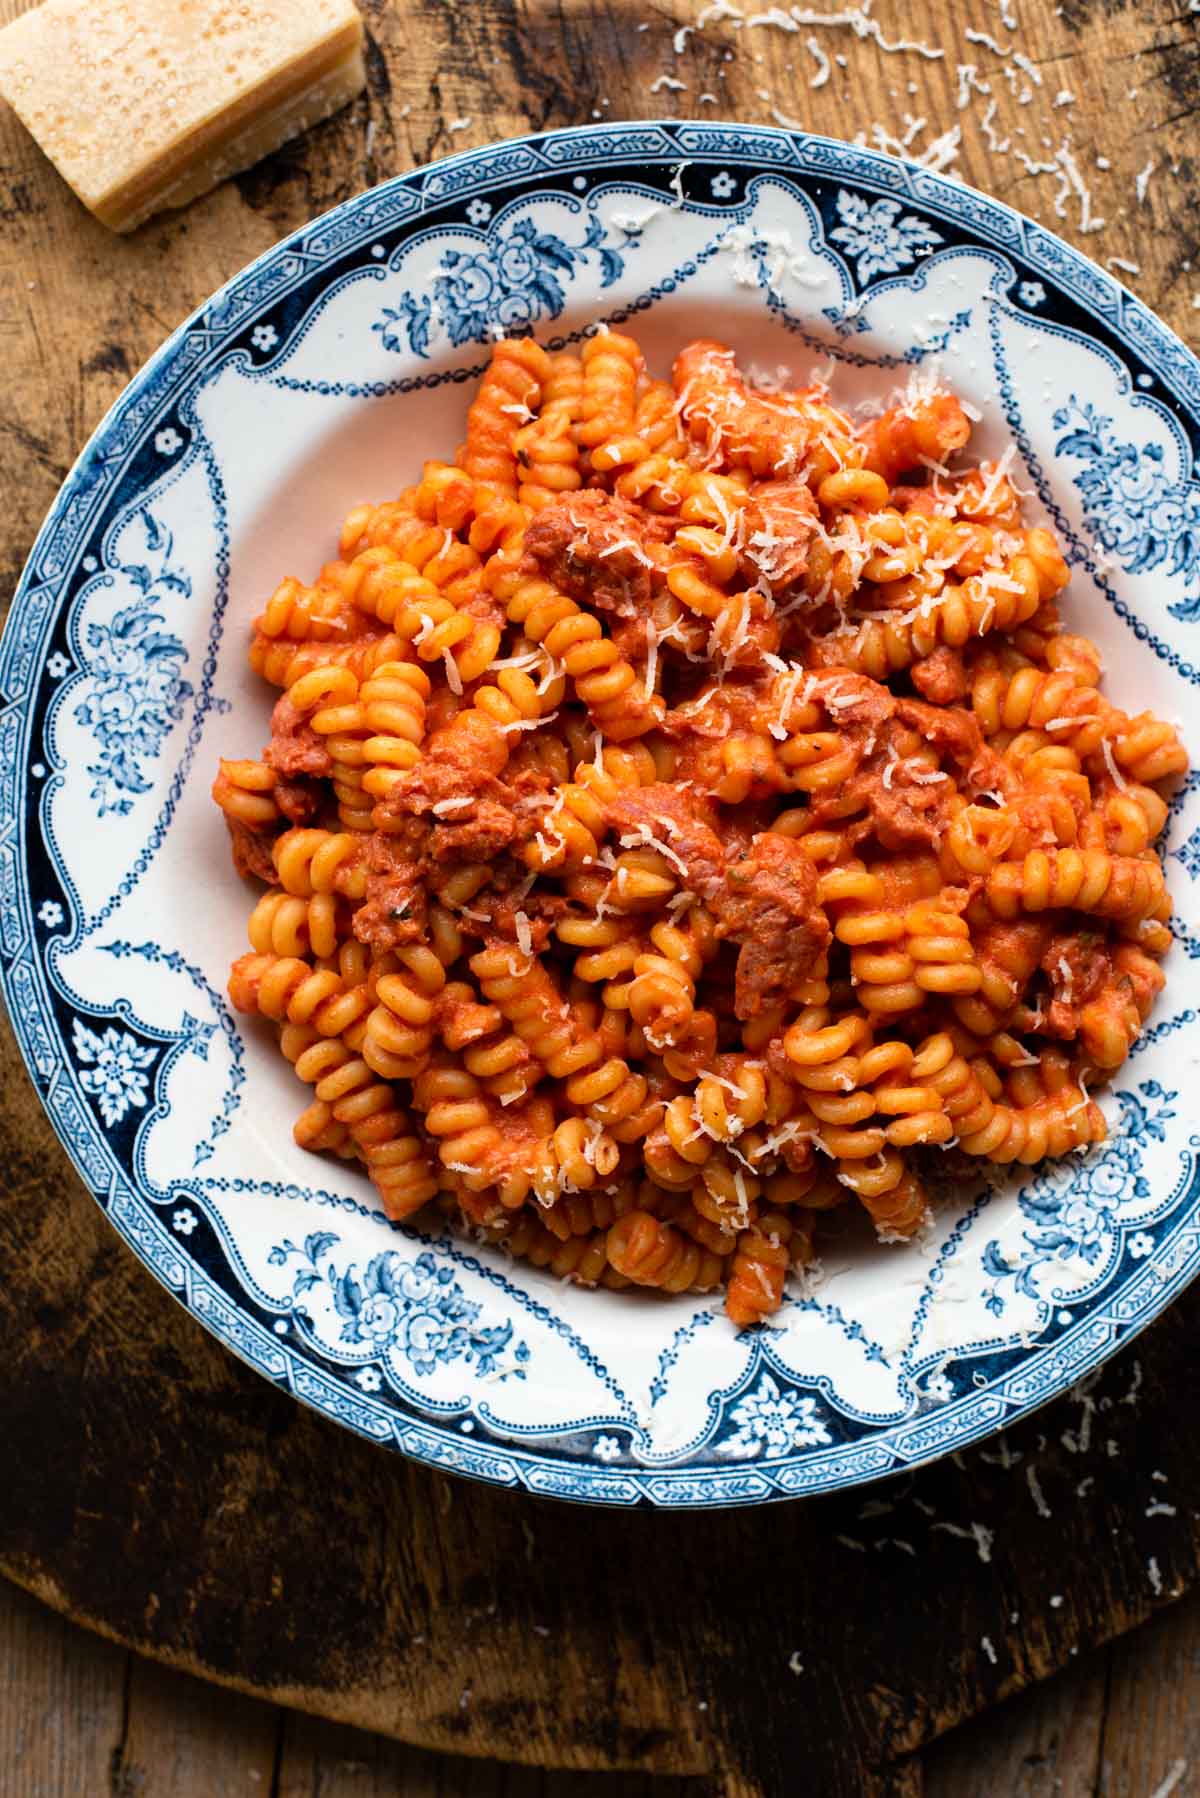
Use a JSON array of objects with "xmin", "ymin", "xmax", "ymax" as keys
[
  {"xmin": 229, "ymin": 952, "xmax": 370, "ymax": 1037},
  {"xmin": 459, "ymin": 337, "xmax": 552, "ymax": 495},
  {"xmin": 605, "ymin": 1211, "xmax": 725, "ymax": 1294},
  {"xmin": 515, "ymin": 352, "xmax": 584, "ymax": 510},
  {"xmin": 507, "ymin": 574, "xmax": 662, "ymax": 739}
]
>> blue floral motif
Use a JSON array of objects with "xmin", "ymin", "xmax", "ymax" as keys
[
  {"xmin": 73, "ymin": 510, "xmax": 193, "ymax": 816},
  {"xmin": 1172, "ymin": 824, "xmax": 1200, "ymax": 881},
  {"xmin": 99, "ymin": 939, "xmax": 239, "ymax": 1165},
  {"xmin": 716, "ymin": 1372, "xmax": 831, "ymax": 1461},
  {"xmin": 374, "ymin": 213, "xmax": 626, "ymax": 359},
  {"xmin": 828, "ymin": 188, "xmax": 942, "ymax": 285},
  {"xmin": 982, "ymin": 1082, "xmax": 1176, "ymax": 1315},
  {"xmin": 1053, "ymin": 400, "xmax": 1200, "ymax": 616},
  {"xmin": 72, "ymin": 1016, "xmax": 156, "ymax": 1127},
  {"xmin": 270, "ymin": 1234, "xmax": 527, "ymax": 1379}
]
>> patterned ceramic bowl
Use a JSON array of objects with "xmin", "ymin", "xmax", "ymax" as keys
[{"xmin": 4, "ymin": 124, "xmax": 1200, "ymax": 1507}]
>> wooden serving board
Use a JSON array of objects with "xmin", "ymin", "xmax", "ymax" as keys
[
  {"xmin": 1, "ymin": 0, "xmax": 1198, "ymax": 1792},
  {"xmin": 3, "ymin": 1006, "xmax": 1200, "ymax": 1797}
]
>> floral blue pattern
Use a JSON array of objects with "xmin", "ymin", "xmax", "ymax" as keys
[
  {"xmin": 1053, "ymin": 400, "xmax": 1200, "ymax": 616},
  {"xmin": 716, "ymin": 1372, "xmax": 831, "ymax": 1460},
  {"xmin": 99, "ymin": 939, "xmax": 240, "ymax": 1166},
  {"xmin": 271, "ymin": 1234, "xmax": 529, "ymax": 1379},
  {"xmin": 982, "ymin": 1082, "xmax": 1176, "ymax": 1314},
  {"xmin": 828, "ymin": 188, "xmax": 942, "ymax": 284},
  {"xmin": 374, "ymin": 214, "xmax": 626, "ymax": 359},
  {"xmin": 72, "ymin": 1017, "xmax": 156, "ymax": 1127},
  {"xmin": 73, "ymin": 510, "xmax": 192, "ymax": 815},
  {"xmin": 1174, "ymin": 825, "xmax": 1200, "ymax": 880}
]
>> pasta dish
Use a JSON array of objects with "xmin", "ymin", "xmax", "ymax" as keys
[{"xmin": 213, "ymin": 330, "xmax": 1186, "ymax": 1327}]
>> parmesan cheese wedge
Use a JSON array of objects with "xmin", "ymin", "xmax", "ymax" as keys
[{"xmin": 0, "ymin": 0, "xmax": 366, "ymax": 233}]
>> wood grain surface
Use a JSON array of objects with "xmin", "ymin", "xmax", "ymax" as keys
[{"xmin": 1, "ymin": 0, "xmax": 1199, "ymax": 1793}]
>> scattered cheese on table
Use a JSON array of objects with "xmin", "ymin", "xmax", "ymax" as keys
[{"xmin": 0, "ymin": 0, "xmax": 365, "ymax": 233}]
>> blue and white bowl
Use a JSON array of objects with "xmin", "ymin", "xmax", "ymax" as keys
[{"xmin": 4, "ymin": 123, "xmax": 1200, "ymax": 1507}]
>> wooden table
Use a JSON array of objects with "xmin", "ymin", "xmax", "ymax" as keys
[{"xmin": 2, "ymin": 0, "xmax": 1199, "ymax": 1793}]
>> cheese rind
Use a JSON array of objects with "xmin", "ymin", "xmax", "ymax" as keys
[{"xmin": 0, "ymin": 0, "xmax": 366, "ymax": 233}]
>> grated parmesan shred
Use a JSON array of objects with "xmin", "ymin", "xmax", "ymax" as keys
[{"xmin": 1101, "ymin": 737, "xmax": 1128, "ymax": 792}]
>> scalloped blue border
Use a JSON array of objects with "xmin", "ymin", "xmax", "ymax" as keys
[{"xmin": 4, "ymin": 122, "xmax": 1200, "ymax": 1508}]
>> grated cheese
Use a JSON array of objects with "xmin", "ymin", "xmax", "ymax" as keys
[
  {"xmin": 805, "ymin": 34, "xmax": 831, "ymax": 85},
  {"xmin": 618, "ymin": 827, "xmax": 690, "ymax": 881},
  {"xmin": 974, "ymin": 444, "xmax": 1017, "ymax": 514},
  {"xmin": 1026, "ymin": 1463, "xmax": 1052, "ymax": 1518},
  {"xmin": 442, "ymin": 649, "xmax": 463, "ymax": 696},
  {"xmin": 1011, "ymin": 50, "xmax": 1042, "ymax": 88},
  {"xmin": 746, "ymin": 6, "xmax": 799, "ymax": 29},
  {"xmin": 1101, "ymin": 737, "xmax": 1128, "ymax": 792},
  {"xmin": 696, "ymin": 0, "xmax": 745, "ymax": 25},
  {"xmin": 1054, "ymin": 138, "xmax": 1105, "ymax": 234},
  {"xmin": 932, "ymin": 1520, "xmax": 995, "ymax": 1563},
  {"xmin": 644, "ymin": 620, "xmax": 660, "ymax": 698},
  {"xmin": 1148, "ymin": 1762, "xmax": 1188, "ymax": 1798},
  {"xmin": 915, "ymin": 124, "xmax": 962, "ymax": 173},
  {"xmin": 788, "ymin": 4, "xmax": 944, "ymax": 59},
  {"xmin": 514, "ymin": 910, "xmax": 533, "ymax": 956},
  {"xmin": 955, "ymin": 63, "xmax": 990, "ymax": 109},
  {"xmin": 649, "ymin": 73, "xmax": 687, "ymax": 92},
  {"xmin": 964, "ymin": 26, "xmax": 1008, "ymax": 55},
  {"xmin": 980, "ymin": 1635, "xmax": 997, "ymax": 1664},
  {"xmin": 979, "ymin": 100, "xmax": 1009, "ymax": 154}
]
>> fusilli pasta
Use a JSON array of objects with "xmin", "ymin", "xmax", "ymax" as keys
[{"xmin": 217, "ymin": 332, "xmax": 1186, "ymax": 1326}]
